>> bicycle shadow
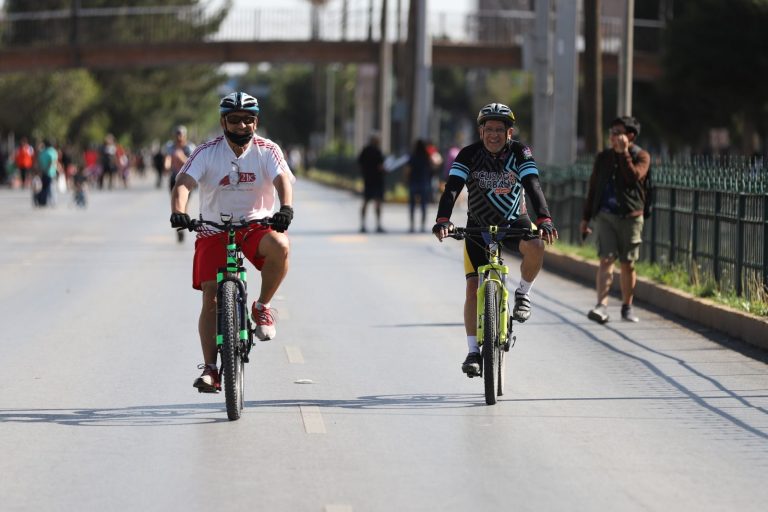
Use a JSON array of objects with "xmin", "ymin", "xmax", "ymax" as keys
[{"xmin": 0, "ymin": 393, "xmax": 486, "ymax": 427}]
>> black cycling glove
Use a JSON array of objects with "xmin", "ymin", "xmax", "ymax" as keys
[
  {"xmin": 536, "ymin": 217, "xmax": 558, "ymax": 240},
  {"xmin": 271, "ymin": 205, "xmax": 294, "ymax": 232},
  {"xmin": 170, "ymin": 212, "xmax": 192, "ymax": 230},
  {"xmin": 432, "ymin": 217, "xmax": 454, "ymax": 235}
]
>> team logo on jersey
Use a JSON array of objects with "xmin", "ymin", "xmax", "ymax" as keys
[
  {"xmin": 473, "ymin": 170, "xmax": 517, "ymax": 194},
  {"xmin": 219, "ymin": 171, "xmax": 256, "ymax": 187},
  {"xmin": 522, "ymin": 146, "xmax": 533, "ymax": 160}
]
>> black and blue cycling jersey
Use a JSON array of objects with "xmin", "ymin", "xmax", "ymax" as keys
[{"xmin": 436, "ymin": 139, "xmax": 551, "ymax": 226}]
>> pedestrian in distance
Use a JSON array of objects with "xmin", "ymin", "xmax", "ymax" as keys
[
  {"xmin": 170, "ymin": 91, "xmax": 295, "ymax": 393},
  {"xmin": 14, "ymin": 136, "xmax": 34, "ymax": 189},
  {"xmin": 432, "ymin": 102, "xmax": 558, "ymax": 377},
  {"xmin": 165, "ymin": 125, "xmax": 196, "ymax": 243},
  {"xmin": 405, "ymin": 138, "xmax": 436, "ymax": 233},
  {"xmin": 358, "ymin": 132, "xmax": 386, "ymax": 233},
  {"xmin": 580, "ymin": 116, "xmax": 651, "ymax": 324}
]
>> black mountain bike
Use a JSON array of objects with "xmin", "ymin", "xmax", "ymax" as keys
[
  {"xmin": 184, "ymin": 214, "xmax": 273, "ymax": 420},
  {"xmin": 447, "ymin": 225, "xmax": 531, "ymax": 405}
]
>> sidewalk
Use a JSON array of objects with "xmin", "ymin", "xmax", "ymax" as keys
[{"xmin": 544, "ymin": 248, "xmax": 768, "ymax": 351}]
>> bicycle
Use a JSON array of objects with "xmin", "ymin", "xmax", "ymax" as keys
[
  {"xmin": 183, "ymin": 213, "xmax": 274, "ymax": 421},
  {"xmin": 447, "ymin": 225, "xmax": 531, "ymax": 405}
]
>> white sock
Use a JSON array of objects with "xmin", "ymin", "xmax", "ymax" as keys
[
  {"xmin": 206, "ymin": 363, "xmax": 217, "ymax": 370},
  {"xmin": 516, "ymin": 278, "xmax": 533, "ymax": 295},
  {"xmin": 467, "ymin": 335, "xmax": 479, "ymax": 353},
  {"xmin": 256, "ymin": 301, "xmax": 271, "ymax": 310}
]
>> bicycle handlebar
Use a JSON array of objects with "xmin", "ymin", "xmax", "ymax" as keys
[
  {"xmin": 445, "ymin": 226, "xmax": 532, "ymax": 240},
  {"xmin": 185, "ymin": 216, "xmax": 274, "ymax": 231}
]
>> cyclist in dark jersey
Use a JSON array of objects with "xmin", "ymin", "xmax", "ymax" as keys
[{"xmin": 432, "ymin": 103, "xmax": 558, "ymax": 377}]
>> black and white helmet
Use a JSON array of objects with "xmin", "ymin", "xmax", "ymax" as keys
[
  {"xmin": 219, "ymin": 92, "xmax": 260, "ymax": 116},
  {"xmin": 476, "ymin": 102, "xmax": 515, "ymax": 127}
]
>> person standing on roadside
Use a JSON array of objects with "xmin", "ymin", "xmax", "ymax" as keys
[
  {"xmin": 14, "ymin": 137, "xmax": 34, "ymax": 189},
  {"xmin": 35, "ymin": 139, "xmax": 59, "ymax": 207},
  {"xmin": 358, "ymin": 132, "xmax": 386, "ymax": 233},
  {"xmin": 580, "ymin": 116, "xmax": 650, "ymax": 324}
]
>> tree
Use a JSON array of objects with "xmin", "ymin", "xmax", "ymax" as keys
[
  {"xmin": 1, "ymin": 0, "xmax": 229, "ymax": 148},
  {"xmin": 661, "ymin": 0, "xmax": 768, "ymax": 153}
]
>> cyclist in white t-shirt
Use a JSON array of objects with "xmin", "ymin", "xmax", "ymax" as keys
[{"xmin": 170, "ymin": 91, "xmax": 295, "ymax": 393}]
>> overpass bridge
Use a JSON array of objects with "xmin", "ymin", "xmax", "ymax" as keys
[{"xmin": 0, "ymin": 4, "xmax": 661, "ymax": 78}]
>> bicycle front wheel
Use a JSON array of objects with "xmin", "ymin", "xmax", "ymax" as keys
[
  {"xmin": 482, "ymin": 280, "xmax": 500, "ymax": 405},
  {"xmin": 220, "ymin": 280, "xmax": 245, "ymax": 421}
]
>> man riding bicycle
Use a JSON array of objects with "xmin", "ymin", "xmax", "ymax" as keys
[
  {"xmin": 170, "ymin": 92, "xmax": 295, "ymax": 393},
  {"xmin": 432, "ymin": 103, "xmax": 558, "ymax": 377}
]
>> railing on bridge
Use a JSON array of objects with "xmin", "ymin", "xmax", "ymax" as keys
[
  {"xmin": 542, "ymin": 157, "xmax": 768, "ymax": 301},
  {"xmin": 0, "ymin": 5, "xmax": 663, "ymax": 52}
]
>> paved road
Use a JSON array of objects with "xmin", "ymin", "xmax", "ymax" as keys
[{"xmin": 2, "ymin": 175, "xmax": 768, "ymax": 512}]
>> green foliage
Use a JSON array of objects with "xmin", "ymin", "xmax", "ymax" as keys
[
  {"xmin": 0, "ymin": 70, "xmax": 100, "ymax": 144},
  {"xmin": 1, "ymin": 0, "xmax": 228, "ymax": 149},
  {"xmin": 236, "ymin": 64, "xmax": 317, "ymax": 148},
  {"xmin": 556, "ymin": 241, "xmax": 768, "ymax": 317},
  {"xmin": 660, "ymin": 0, "xmax": 768, "ymax": 151}
]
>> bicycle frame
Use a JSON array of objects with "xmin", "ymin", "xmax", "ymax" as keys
[
  {"xmin": 476, "ymin": 226, "xmax": 510, "ymax": 348},
  {"xmin": 215, "ymin": 221, "xmax": 252, "ymax": 355}
]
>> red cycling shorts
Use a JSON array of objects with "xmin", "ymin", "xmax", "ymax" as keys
[{"xmin": 192, "ymin": 225, "xmax": 272, "ymax": 290}]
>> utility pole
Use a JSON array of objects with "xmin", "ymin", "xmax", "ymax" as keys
[
  {"xmin": 617, "ymin": 0, "xmax": 634, "ymax": 116},
  {"xmin": 533, "ymin": 0, "xmax": 553, "ymax": 164},
  {"xmin": 584, "ymin": 0, "xmax": 602, "ymax": 153},
  {"xmin": 551, "ymin": 0, "xmax": 580, "ymax": 165},
  {"xmin": 379, "ymin": 0, "xmax": 392, "ymax": 153},
  {"xmin": 410, "ymin": 0, "xmax": 431, "ymax": 141}
]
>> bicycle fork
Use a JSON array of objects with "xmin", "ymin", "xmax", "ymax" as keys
[
  {"xmin": 476, "ymin": 262, "xmax": 510, "ymax": 349},
  {"xmin": 215, "ymin": 239, "xmax": 254, "ymax": 361}
]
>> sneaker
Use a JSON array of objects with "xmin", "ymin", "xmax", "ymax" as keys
[
  {"xmin": 461, "ymin": 352, "xmax": 482, "ymax": 378},
  {"xmin": 621, "ymin": 304, "xmax": 639, "ymax": 322},
  {"xmin": 587, "ymin": 304, "xmax": 610, "ymax": 324},
  {"xmin": 193, "ymin": 364, "xmax": 220, "ymax": 393},
  {"xmin": 375, "ymin": 226, "xmax": 386, "ymax": 233},
  {"xmin": 512, "ymin": 291, "xmax": 531, "ymax": 323},
  {"xmin": 252, "ymin": 302, "xmax": 277, "ymax": 341}
]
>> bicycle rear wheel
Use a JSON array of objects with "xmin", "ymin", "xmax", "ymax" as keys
[
  {"xmin": 482, "ymin": 280, "xmax": 499, "ymax": 405},
  {"xmin": 220, "ymin": 280, "xmax": 244, "ymax": 421}
]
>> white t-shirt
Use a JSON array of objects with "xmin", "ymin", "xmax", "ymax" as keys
[{"xmin": 178, "ymin": 134, "xmax": 295, "ymax": 236}]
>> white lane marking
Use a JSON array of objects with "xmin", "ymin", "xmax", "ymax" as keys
[
  {"xmin": 324, "ymin": 506, "xmax": 353, "ymax": 512},
  {"xmin": 285, "ymin": 345, "xmax": 304, "ymax": 363},
  {"xmin": 299, "ymin": 405, "xmax": 326, "ymax": 434}
]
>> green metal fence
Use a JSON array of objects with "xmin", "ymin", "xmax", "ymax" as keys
[{"xmin": 540, "ymin": 156, "xmax": 768, "ymax": 300}]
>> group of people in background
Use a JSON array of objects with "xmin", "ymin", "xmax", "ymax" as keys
[
  {"xmin": 0, "ymin": 129, "xmax": 200, "ymax": 210},
  {"xmin": 357, "ymin": 133, "xmax": 456, "ymax": 234}
]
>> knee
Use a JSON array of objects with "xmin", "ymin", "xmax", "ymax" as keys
[
  {"xmin": 201, "ymin": 282, "xmax": 217, "ymax": 312},
  {"xmin": 522, "ymin": 238, "xmax": 545, "ymax": 258},
  {"xmin": 265, "ymin": 234, "xmax": 290, "ymax": 261}
]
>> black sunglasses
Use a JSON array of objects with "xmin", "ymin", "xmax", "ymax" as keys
[{"xmin": 225, "ymin": 115, "xmax": 257, "ymax": 125}]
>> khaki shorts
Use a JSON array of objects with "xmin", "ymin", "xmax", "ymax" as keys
[{"xmin": 595, "ymin": 212, "xmax": 643, "ymax": 262}]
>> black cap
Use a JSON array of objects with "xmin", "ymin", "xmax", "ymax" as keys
[{"xmin": 611, "ymin": 116, "xmax": 641, "ymax": 136}]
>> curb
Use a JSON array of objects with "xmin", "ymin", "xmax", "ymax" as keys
[{"xmin": 544, "ymin": 249, "xmax": 768, "ymax": 351}]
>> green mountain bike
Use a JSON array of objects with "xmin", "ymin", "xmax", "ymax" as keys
[
  {"xmin": 185, "ymin": 214, "xmax": 274, "ymax": 421},
  {"xmin": 448, "ymin": 225, "xmax": 530, "ymax": 405}
]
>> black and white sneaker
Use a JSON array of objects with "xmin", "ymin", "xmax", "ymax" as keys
[
  {"xmin": 461, "ymin": 352, "xmax": 482, "ymax": 378},
  {"xmin": 587, "ymin": 304, "xmax": 610, "ymax": 324},
  {"xmin": 512, "ymin": 291, "xmax": 531, "ymax": 323}
]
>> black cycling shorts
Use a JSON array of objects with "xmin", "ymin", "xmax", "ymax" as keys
[{"xmin": 463, "ymin": 216, "xmax": 537, "ymax": 277}]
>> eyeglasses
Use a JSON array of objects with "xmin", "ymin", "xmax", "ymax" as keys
[
  {"xmin": 229, "ymin": 161, "xmax": 242, "ymax": 186},
  {"xmin": 610, "ymin": 128, "xmax": 627, "ymax": 136},
  {"xmin": 483, "ymin": 127, "xmax": 508, "ymax": 135},
  {"xmin": 225, "ymin": 115, "xmax": 257, "ymax": 125}
]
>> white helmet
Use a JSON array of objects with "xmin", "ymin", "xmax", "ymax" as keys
[
  {"xmin": 219, "ymin": 92, "xmax": 260, "ymax": 116},
  {"xmin": 477, "ymin": 103, "xmax": 515, "ymax": 127}
]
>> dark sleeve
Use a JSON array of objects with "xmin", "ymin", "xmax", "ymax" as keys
[
  {"xmin": 521, "ymin": 173, "xmax": 551, "ymax": 221},
  {"xmin": 435, "ymin": 174, "xmax": 466, "ymax": 221},
  {"xmin": 617, "ymin": 147, "xmax": 650, "ymax": 184}
]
